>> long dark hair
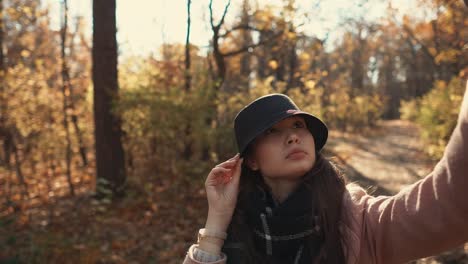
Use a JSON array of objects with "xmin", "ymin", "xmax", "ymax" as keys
[{"xmin": 227, "ymin": 152, "xmax": 347, "ymax": 263}]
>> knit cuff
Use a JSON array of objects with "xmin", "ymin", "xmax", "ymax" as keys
[{"xmin": 188, "ymin": 244, "xmax": 226, "ymax": 263}]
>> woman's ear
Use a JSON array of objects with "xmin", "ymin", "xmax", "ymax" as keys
[{"xmin": 246, "ymin": 157, "xmax": 259, "ymax": 171}]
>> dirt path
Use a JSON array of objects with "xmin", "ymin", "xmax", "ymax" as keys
[
  {"xmin": 327, "ymin": 120, "xmax": 434, "ymax": 195},
  {"xmin": 327, "ymin": 120, "xmax": 468, "ymax": 263}
]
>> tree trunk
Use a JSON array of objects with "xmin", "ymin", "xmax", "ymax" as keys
[
  {"xmin": 60, "ymin": 0, "xmax": 75, "ymax": 196},
  {"xmin": 351, "ymin": 29, "xmax": 365, "ymax": 94},
  {"xmin": 239, "ymin": 0, "xmax": 252, "ymax": 80},
  {"xmin": 92, "ymin": 0, "xmax": 126, "ymax": 198},
  {"xmin": 183, "ymin": 0, "xmax": 193, "ymax": 160},
  {"xmin": 0, "ymin": 0, "xmax": 7, "ymax": 167},
  {"xmin": 65, "ymin": 12, "xmax": 88, "ymax": 167},
  {"xmin": 184, "ymin": 0, "xmax": 192, "ymax": 92},
  {"xmin": 209, "ymin": 0, "xmax": 231, "ymax": 87},
  {"xmin": 285, "ymin": 39, "xmax": 298, "ymax": 92},
  {"xmin": 0, "ymin": 0, "xmax": 4, "ymax": 97},
  {"xmin": 12, "ymin": 139, "xmax": 28, "ymax": 199}
]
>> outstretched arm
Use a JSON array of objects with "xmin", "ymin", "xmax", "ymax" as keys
[{"xmin": 352, "ymin": 81, "xmax": 468, "ymax": 263}]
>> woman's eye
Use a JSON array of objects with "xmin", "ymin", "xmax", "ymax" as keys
[
  {"xmin": 264, "ymin": 128, "xmax": 277, "ymax": 135},
  {"xmin": 294, "ymin": 121, "xmax": 305, "ymax": 128}
]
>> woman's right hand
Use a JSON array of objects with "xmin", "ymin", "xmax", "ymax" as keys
[{"xmin": 204, "ymin": 154, "xmax": 243, "ymax": 233}]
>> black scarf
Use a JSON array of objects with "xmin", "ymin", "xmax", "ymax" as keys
[{"xmin": 224, "ymin": 182, "xmax": 323, "ymax": 264}]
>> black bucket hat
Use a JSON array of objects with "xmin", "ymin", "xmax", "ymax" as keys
[{"xmin": 234, "ymin": 93, "xmax": 328, "ymax": 157}]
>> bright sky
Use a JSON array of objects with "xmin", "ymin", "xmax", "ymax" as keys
[{"xmin": 46, "ymin": 0, "xmax": 423, "ymax": 58}]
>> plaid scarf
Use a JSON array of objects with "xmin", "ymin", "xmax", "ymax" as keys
[{"xmin": 224, "ymin": 182, "xmax": 323, "ymax": 264}]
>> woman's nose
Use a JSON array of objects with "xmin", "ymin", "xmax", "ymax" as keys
[{"xmin": 287, "ymin": 132, "xmax": 300, "ymax": 144}]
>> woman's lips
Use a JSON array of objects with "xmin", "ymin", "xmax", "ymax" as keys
[{"xmin": 286, "ymin": 150, "xmax": 307, "ymax": 160}]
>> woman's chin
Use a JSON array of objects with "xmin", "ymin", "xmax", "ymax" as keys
[
  {"xmin": 282, "ymin": 166, "xmax": 312, "ymax": 180},
  {"xmin": 289, "ymin": 161, "xmax": 314, "ymax": 175}
]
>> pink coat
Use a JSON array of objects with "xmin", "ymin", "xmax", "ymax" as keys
[{"xmin": 184, "ymin": 82, "xmax": 468, "ymax": 264}]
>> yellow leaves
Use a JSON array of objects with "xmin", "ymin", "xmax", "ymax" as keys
[
  {"xmin": 323, "ymin": 85, "xmax": 384, "ymax": 131},
  {"xmin": 400, "ymin": 99, "xmax": 419, "ymax": 121},
  {"xmin": 22, "ymin": 6, "xmax": 33, "ymax": 17},
  {"xmin": 268, "ymin": 60, "xmax": 278, "ymax": 70},
  {"xmin": 299, "ymin": 53, "xmax": 310, "ymax": 61},
  {"xmin": 35, "ymin": 59, "xmax": 44, "ymax": 68},
  {"xmin": 287, "ymin": 31, "xmax": 297, "ymax": 40},
  {"xmin": 443, "ymin": 23, "xmax": 455, "ymax": 35},
  {"xmin": 21, "ymin": 50, "xmax": 31, "ymax": 58},
  {"xmin": 444, "ymin": 8, "xmax": 453, "ymax": 20},
  {"xmin": 434, "ymin": 80, "xmax": 447, "ymax": 89},
  {"xmin": 256, "ymin": 10, "xmax": 271, "ymax": 22},
  {"xmin": 305, "ymin": 80, "xmax": 316, "ymax": 89},
  {"xmin": 354, "ymin": 96, "xmax": 364, "ymax": 105},
  {"xmin": 449, "ymin": 94, "xmax": 463, "ymax": 109},
  {"xmin": 6, "ymin": 7, "xmax": 20, "ymax": 20},
  {"xmin": 287, "ymin": 86, "xmax": 323, "ymax": 118},
  {"xmin": 254, "ymin": 10, "xmax": 273, "ymax": 30},
  {"xmin": 406, "ymin": 77, "xmax": 464, "ymax": 159},
  {"xmin": 6, "ymin": 5, "xmax": 37, "ymax": 22}
]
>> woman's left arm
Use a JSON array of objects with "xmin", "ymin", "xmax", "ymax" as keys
[{"xmin": 352, "ymin": 80, "xmax": 468, "ymax": 263}]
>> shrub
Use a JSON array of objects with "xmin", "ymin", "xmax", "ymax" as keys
[{"xmin": 399, "ymin": 77, "xmax": 465, "ymax": 158}]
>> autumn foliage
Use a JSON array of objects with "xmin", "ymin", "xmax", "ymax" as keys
[{"xmin": 0, "ymin": 0, "xmax": 466, "ymax": 262}]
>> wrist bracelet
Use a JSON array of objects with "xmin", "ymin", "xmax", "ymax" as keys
[
  {"xmin": 198, "ymin": 235, "xmax": 224, "ymax": 246},
  {"xmin": 198, "ymin": 228, "xmax": 227, "ymax": 241}
]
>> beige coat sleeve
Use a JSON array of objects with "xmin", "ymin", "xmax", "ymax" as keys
[{"xmin": 345, "ymin": 81, "xmax": 468, "ymax": 264}]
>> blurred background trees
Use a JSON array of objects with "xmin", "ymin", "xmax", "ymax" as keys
[
  {"xmin": 0, "ymin": 0, "xmax": 466, "ymax": 260},
  {"xmin": 0, "ymin": 0, "xmax": 465, "ymax": 199},
  {"xmin": 0, "ymin": 0, "xmax": 466, "ymax": 210}
]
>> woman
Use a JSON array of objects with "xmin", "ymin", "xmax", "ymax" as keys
[{"xmin": 183, "ymin": 82, "xmax": 468, "ymax": 263}]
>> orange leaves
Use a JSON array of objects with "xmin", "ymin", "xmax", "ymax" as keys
[
  {"xmin": 402, "ymin": 15, "xmax": 412, "ymax": 28},
  {"xmin": 428, "ymin": 47, "xmax": 437, "ymax": 56},
  {"xmin": 435, "ymin": 49, "xmax": 461, "ymax": 64}
]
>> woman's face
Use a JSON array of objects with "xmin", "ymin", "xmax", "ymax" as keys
[{"xmin": 247, "ymin": 116, "xmax": 316, "ymax": 181}]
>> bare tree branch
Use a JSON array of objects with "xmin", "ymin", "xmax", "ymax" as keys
[
  {"xmin": 218, "ymin": 0, "xmax": 231, "ymax": 29},
  {"xmin": 209, "ymin": 0, "xmax": 231, "ymax": 31},
  {"xmin": 221, "ymin": 31, "xmax": 283, "ymax": 57},
  {"xmin": 219, "ymin": 24, "xmax": 260, "ymax": 38},
  {"xmin": 209, "ymin": 0, "xmax": 232, "ymax": 86},
  {"xmin": 209, "ymin": 0, "xmax": 214, "ymax": 30}
]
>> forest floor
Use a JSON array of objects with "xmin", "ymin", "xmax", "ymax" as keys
[{"xmin": 1, "ymin": 120, "xmax": 467, "ymax": 263}]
